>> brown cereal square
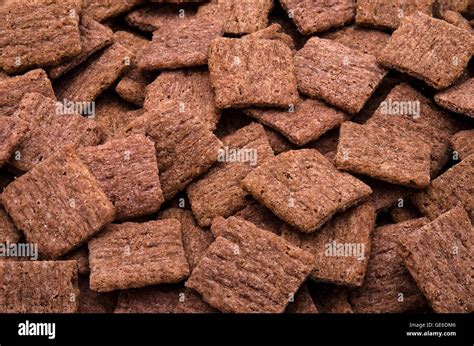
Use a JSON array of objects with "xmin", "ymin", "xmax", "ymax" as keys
[
  {"xmin": 0, "ymin": 207, "xmax": 21, "ymax": 244},
  {"xmin": 89, "ymin": 220, "xmax": 190, "ymax": 292},
  {"xmin": 1, "ymin": 147, "xmax": 115, "ymax": 258},
  {"xmin": 435, "ymin": 77, "xmax": 474, "ymax": 118},
  {"xmin": 186, "ymin": 217, "xmax": 315, "ymax": 313},
  {"xmin": 242, "ymin": 149, "xmax": 372, "ymax": 233},
  {"xmin": 82, "ymin": 0, "xmax": 143, "ymax": 22},
  {"xmin": 208, "ymin": 38, "xmax": 298, "ymax": 109},
  {"xmin": 0, "ymin": 116, "xmax": 28, "ymax": 167},
  {"xmin": 295, "ymin": 38, "xmax": 387, "ymax": 114},
  {"xmin": 234, "ymin": 201, "xmax": 283, "ymax": 235},
  {"xmin": 451, "ymin": 129, "xmax": 474, "ymax": 160},
  {"xmin": 221, "ymin": 0, "xmax": 274, "ymax": 35},
  {"xmin": 126, "ymin": 4, "xmax": 198, "ymax": 32}
]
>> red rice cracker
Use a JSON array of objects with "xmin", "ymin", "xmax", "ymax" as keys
[
  {"xmin": 138, "ymin": 17, "xmax": 222, "ymax": 70},
  {"xmin": 0, "ymin": 0, "xmax": 81, "ymax": 73},
  {"xmin": 242, "ymin": 149, "xmax": 372, "ymax": 233},
  {"xmin": 378, "ymin": 12, "xmax": 473, "ymax": 89},
  {"xmin": 57, "ymin": 43, "xmax": 133, "ymax": 103},
  {"xmin": 295, "ymin": 37, "xmax": 387, "ymax": 114},
  {"xmin": 0, "ymin": 260, "xmax": 79, "ymax": 312},
  {"xmin": 82, "ymin": 0, "xmax": 143, "ymax": 22},
  {"xmin": 145, "ymin": 69, "xmax": 221, "ymax": 130},
  {"xmin": 245, "ymin": 97, "xmax": 349, "ymax": 146},
  {"xmin": 280, "ymin": 0, "xmax": 355, "ymax": 35},
  {"xmin": 366, "ymin": 83, "xmax": 461, "ymax": 175},
  {"xmin": 187, "ymin": 123, "xmax": 274, "ymax": 226},
  {"xmin": 281, "ymin": 202, "xmax": 376, "ymax": 287},
  {"xmin": 350, "ymin": 218, "xmax": 429, "ymax": 313},
  {"xmin": 0, "ymin": 116, "xmax": 28, "ymax": 167},
  {"xmin": 398, "ymin": 207, "xmax": 473, "ymax": 312},
  {"xmin": 78, "ymin": 135, "xmax": 164, "ymax": 220},
  {"xmin": 157, "ymin": 208, "xmax": 214, "ymax": 271},
  {"xmin": 435, "ymin": 77, "xmax": 474, "ymax": 118},
  {"xmin": 208, "ymin": 38, "xmax": 299, "ymax": 108},
  {"xmin": 120, "ymin": 101, "xmax": 222, "ymax": 200},
  {"xmin": 89, "ymin": 220, "xmax": 190, "ymax": 292},
  {"xmin": 451, "ymin": 129, "xmax": 474, "ymax": 160},
  {"xmin": 9, "ymin": 93, "xmax": 102, "ymax": 172},
  {"xmin": 335, "ymin": 121, "xmax": 432, "ymax": 189},
  {"xmin": 412, "ymin": 155, "xmax": 474, "ymax": 222},
  {"xmin": 0, "ymin": 69, "xmax": 55, "ymax": 117},
  {"xmin": 356, "ymin": 0, "xmax": 434, "ymax": 30},
  {"xmin": 1, "ymin": 147, "xmax": 115, "ymax": 258},
  {"xmin": 186, "ymin": 217, "xmax": 315, "ymax": 313},
  {"xmin": 48, "ymin": 16, "xmax": 114, "ymax": 79},
  {"xmin": 0, "ymin": 207, "xmax": 21, "ymax": 244}
]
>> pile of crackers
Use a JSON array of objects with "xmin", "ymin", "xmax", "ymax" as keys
[{"xmin": 0, "ymin": 0, "xmax": 473, "ymax": 314}]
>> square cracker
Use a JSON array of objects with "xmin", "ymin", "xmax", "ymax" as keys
[
  {"xmin": 356, "ymin": 0, "xmax": 434, "ymax": 30},
  {"xmin": 126, "ymin": 4, "xmax": 198, "ymax": 32},
  {"xmin": 9, "ymin": 93, "xmax": 102, "ymax": 173},
  {"xmin": 82, "ymin": 0, "xmax": 143, "ymax": 22},
  {"xmin": 294, "ymin": 37, "xmax": 387, "ymax": 114},
  {"xmin": 281, "ymin": 202, "xmax": 376, "ymax": 287},
  {"xmin": 242, "ymin": 149, "xmax": 372, "ymax": 233},
  {"xmin": 350, "ymin": 218, "xmax": 429, "ymax": 313},
  {"xmin": 0, "ymin": 69, "xmax": 55, "ymax": 117},
  {"xmin": 57, "ymin": 43, "xmax": 133, "ymax": 104},
  {"xmin": 89, "ymin": 220, "xmax": 190, "ymax": 292},
  {"xmin": 451, "ymin": 129, "xmax": 474, "ymax": 160},
  {"xmin": 435, "ymin": 77, "xmax": 474, "ymax": 118},
  {"xmin": 398, "ymin": 207, "xmax": 473, "ymax": 312},
  {"xmin": 78, "ymin": 134, "xmax": 164, "ymax": 220},
  {"xmin": 412, "ymin": 155, "xmax": 474, "ymax": 222},
  {"xmin": 48, "ymin": 16, "xmax": 114, "ymax": 80},
  {"xmin": 0, "ymin": 116, "xmax": 28, "ymax": 167},
  {"xmin": 0, "ymin": 0, "xmax": 81, "ymax": 73},
  {"xmin": 0, "ymin": 260, "xmax": 79, "ymax": 313},
  {"xmin": 366, "ymin": 83, "xmax": 461, "ymax": 175},
  {"xmin": 1, "ymin": 146, "xmax": 115, "ymax": 259},
  {"xmin": 157, "ymin": 208, "xmax": 214, "ymax": 271},
  {"xmin": 222, "ymin": 0, "xmax": 273, "ymax": 35},
  {"xmin": 120, "ymin": 100, "xmax": 222, "ymax": 200},
  {"xmin": 186, "ymin": 217, "xmax": 315, "ymax": 313},
  {"xmin": 138, "ymin": 17, "xmax": 222, "ymax": 70},
  {"xmin": 187, "ymin": 123, "xmax": 274, "ymax": 227},
  {"xmin": 378, "ymin": 12, "xmax": 473, "ymax": 89},
  {"xmin": 335, "ymin": 121, "xmax": 432, "ymax": 189},
  {"xmin": 280, "ymin": 0, "xmax": 355, "ymax": 34},
  {"xmin": 245, "ymin": 97, "xmax": 349, "ymax": 146},
  {"xmin": 208, "ymin": 38, "xmax": 298, "ymax": 108},
  {"xmin": 145, "ymin": 69, "xmax": 221, "ymax": 130}
]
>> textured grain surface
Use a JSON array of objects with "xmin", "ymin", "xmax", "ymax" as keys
[
  {"xmin": 126, "ymin": 4, "xmax": 198, "ymax": 32},
  {"xmin": 0, "ymin": 260, "xmax": 78, "ymax": 313},
  {"xmin": 243, "ymin": 23, "xmax": 295, "ymax": 49},
  {"xmin": 0, "ymin": 69, "xmax": 55, "ymax": 117},
  {"xmin": 335, "ymin": 121, "xmax": 432, "ymax": 188},
  {"xmin": 264, "ymin": 127, "xmax": 295, "ymax": 154},
  {"xmin": 186, "ymin": 217, "xmax": 315, "ymax": 313},
  {"xmin": 234, "ymin": 201, "xmax": 283, "ymax": 235},
  {"xmin": 441, "ymin": 9, "xmax": 473, "ymax": 31},
  {"xmin": 57, "ymin": 43, "xmax": 132, "ymax": 103},
  {"xmin": 93, "ymin": 94, "xmax": 137, "ymax": 141},
  {"xmin": 120, "ymin": 101, "xmax": 222, "ymax": 200},
  {"xmin": 78, "ymin": 135, "xmax": 164, "ymax": 220},
  {"xmin": 48, "ymin": 16, "xmax": 114, "ymax": 79},
  {"xmin": 451, "ymin": 129, "xmax": 474, "ymax": 160},
  {"xmin": 221, "ymin": 0, "xmax": 273, "ymax": 34},
  {"xmin": 0, "ymin": 0, "xmax": 81, "ymax": 73},
  {"xmin": 187, "ymin": 123, "xmax": 274, "ymax": 226},
  {"xmin": 356, "ymin": 0, "xmax": 434, "ymax": 30},
  {"xmin": 295, "ymin": 38, "xmax": 387, "ymax": 114},
  {"xmin": 412, "ymin": 155, "xmax": 474, "ymax": 222},
  {"xmin": 242, "ymin": 149, "xmax": 372, "ymax": 233},
  {"xmin": 89, "ymin": 220, "xmax": 190, "ymax": 292},
  {"xmin": 0, "ymin": 116, "xmax": 28, "ymax": 167},
  {"xmin": 282, "ymin": 202, "xmax": 376, "ymax": 287},
  {"xmin": 246, "ymin": 97, "xmax": 349, "ymax": 146},
  {"xmin": 390, "ymin": 205, "xmax": 421, "ymax": 223},
  {"xmin": 208, "ymin": 38, "xmax": 298, "ymax": 108},
  {"xmin": 280, "ymin": 0, "xmax": 355, "ymax": 34},
  {"xmin": 378, "ymin": 12, "xmax": 473, "ymax": 89},
  {"xmin": 145, "ymin": 69, "xmax": 220, "ymax": 130},
  {"xmin": 1, "ymin": 147, "xmax": 115, "ymax": 258},
  {"xmin": 361, "ymin": 177, "xmax": 413, "ymax": 211},
  {"xmin": 138, "ymin": 17, "xmax": 221, "ymax": 70},
  {"xmin": 350, "ymin": 218, "xmax": 429, "ymax": 313},
  {"xmin": 157, "ymin": 208, "xmax": 214, "ymax": 270},
  {"xmin": 0, "ymin": 207, "xmax": 20, "ymax": 244},
  {"xmin": 366, "ymin": 83, "xmax": 461, "ymax": 175},
  {"xmin": 82, "ymin": 0, "xmax": 143, "ymax": 21},
  {"xmin": 435, "ymin": 77, "xmax": 474, "ymax": 118},
  {"xmin": 9, "ymin": 93, "xmax": 102, "ymax": 172},
  {"xmin": 63, "ymin": 246, "xmax": 89, "ymax": 275},
  {"xmin": 398, "ymin": 207, "xmax": 473, "ymax": 312}
]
